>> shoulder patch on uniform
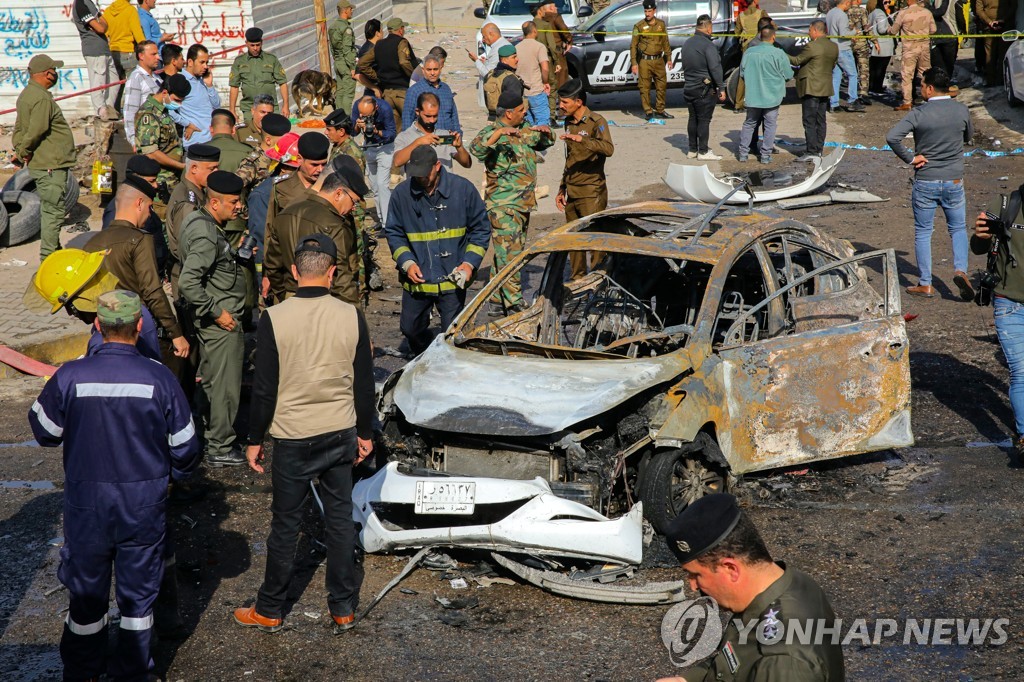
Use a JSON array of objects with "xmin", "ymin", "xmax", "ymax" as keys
[
  {"xmin": 723, "ymin": 641, "xmax": 740, "ymax": 673},
  {"xmin": 273, "ymin": 175, "xmax": 290, "ymax": 184}
]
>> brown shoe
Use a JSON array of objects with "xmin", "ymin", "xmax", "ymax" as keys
[
  {"xmin": 894, "ymin": 103, "xmax": 912, "ymax": 111},
  {"xmin": 233, "ymin": 606, "xmax": 284, "ymax": 633},
  {"xmin": 905, "ymin": 284, "xmax": 935, "ymax": 298},
  {"xmin": 953, "ymin": 271, "xmax": 975, "ymax": 301},
  {"xmin": 333, "ymin": 613, "xmax": 356, "ymax": 634}
]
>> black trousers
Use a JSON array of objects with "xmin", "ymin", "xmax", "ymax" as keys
[
  {"xmin": 800, "ymin": 95, "xmax": 829, "ymax": 156},
  {"xmin": 400, "ymin": 289, "xmax": 468, "ymax": 355},
  {"xmin": 868, "ymin": 56, "xmax": 891, "ymax": 93},
  {"xmin": 684, "ymin": 90, "xmax": 717, "ymax": 154},
  {"xmin": 930, "ymin": 42, "xmax": 958, "ymax": 81},
  {"xmin": 256, "ymin": 428, "xmax": 362, "ymax": 619}
]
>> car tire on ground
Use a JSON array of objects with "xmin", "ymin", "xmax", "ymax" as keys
[
  {"xmin": 0, "ymin": 200, "xmax": 8, "ymax": 240},
  {"xmin": 726, "ymin": 67, "xmax": 740, "ymax": 107},
  {"xmin": 1007, "ymin": 65, "xmax": 1021, "ymax": 108},
  {"xmin": 2, "ymin": 168, "xmax": 81, "ymax": 216},
  {"xmin": 637, "ymin": 435, "xmax": 729, "ymax": 535},
  {"xmin": 0, "ymin": 190, "xmax": 43, "ymax": 247}
]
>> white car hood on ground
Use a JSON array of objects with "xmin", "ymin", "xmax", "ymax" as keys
[
  {"xmin": 392, "ymin": 339, "xmax": 685, "ymax": 436},
  {"xmin": 352, "ymin": 463, "xmax": 645, "ymax": 564}
]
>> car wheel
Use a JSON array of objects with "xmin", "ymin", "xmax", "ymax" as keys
[
  {"xmin": 2, "ymin": 168, "xmax": 80, "ymax": 216},
  {"xmin": 1007, "ymin": 65, "xmax": 1021, "ymax": 108},
  {"xmin": 0, "ymin": 190, "xmax": 42, "ymax": 247},
  {"xmin": 725, "ymin": 67, "xmax": 740, "ymax": 107},
  {"xmin": 0, "ymin": 199, "xmax": 8, "ymax": 240},
  {"xmin": 637, "ymin": 439, "xmax": 728, "ymax": 535}
]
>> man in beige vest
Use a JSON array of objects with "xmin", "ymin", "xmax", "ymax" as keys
[{"xmin": 235, "ymin": 233, "xmax": 375, "ymax": 635}]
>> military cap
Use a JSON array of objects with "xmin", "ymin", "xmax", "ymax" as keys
[
  {"xmin": 497, "ymin": 88, "xmax": 524, "ymax": 111},
  {"xmin": 167, "ymin": 73, "xmax": 192, "ymax": 98},
  {"xmin": 643, "ymin": 0, "xmax": 657, "ymax": 9},
  {"xmin": 386, "ymin": 17, "xmax": 410, "ymax": 31},
  {"xmin": 123, "ymin": 173, "xmax": 157, "ymax": 200},
  {"xmin": 294, "ymin": 233, "xmax": 338, "ymax": 260},
  {"xmin": 406, "ymin": 145, "xmax": 438, "ymax": 177},
  {"xmin": 261, "ymin": 112, "xmax": 291, "ymax": 137},
  {"xmin": 126, "ymin": 155, "xmax": 161, "ymax": 178},
  {"xmin": 245, "ymin": 27, "xmax": 264, "ymax": 42},
  {"xmin": 323, "ymin": 109, "xmax": 352, "ymax": 130},
  {"xmin": 97, "ymin": 290, "xmax": 142, "ymax": 325},
  {"xmin": 185, "ymin": 143, "xmax": 221, "ymax": 162},
  {"xmin": 297, "ymin": 132, "xmax": 330, "ymax": 161},
  {"xmin": 206, "ymin": 170, "xmax": 244, "ymax": 195},
  {"xmin": 557, "ymin": 78, "xmax": 584, "ymax": 100},
  {"xmin": 338, "ymin": 0, "xmax": 354, "ymax": 8},
  {"xmin": 664, "ymin": 493, "xmax": 742, "ymax": 565},
  {"xmin": 498, "ymin": 44, "xmax": 517, "ymax": 58},
  {"xmin": 28, "ymin": 54, "xmax": 64, "ymax": 75},
  {"xmin": 329, "ymin": 154, "xmax": 370, "ymax": 198}
]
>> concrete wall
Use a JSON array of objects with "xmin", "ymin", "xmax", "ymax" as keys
[{"xmin": 0, "ymin": 0, "xmax": 391, "ymax": 125}]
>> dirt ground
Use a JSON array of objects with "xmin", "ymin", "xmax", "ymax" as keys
[{"xmin": 5, "ymin": 9, "xmax": 1024, "ymax": 682}]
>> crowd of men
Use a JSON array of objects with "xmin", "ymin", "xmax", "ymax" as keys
[{"xmin": 9, "ymin": 0, "xmax": 1024, "ymax": 679}]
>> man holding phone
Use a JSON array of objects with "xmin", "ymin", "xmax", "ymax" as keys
[
  {"xmin": 392, "ymin": 91, "xmax": 472, "ymax": 175},
  {"xmin": 169, "ymin": 43, "xmax": 222, "ymax": 148}
]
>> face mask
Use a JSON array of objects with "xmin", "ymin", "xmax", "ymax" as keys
[{"xmin": 165, "ymin": 100, "xmax": 181, "ymax": 111}]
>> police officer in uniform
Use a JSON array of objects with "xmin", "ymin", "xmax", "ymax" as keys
[
  {"xmin": 329, "ymin": 0, "xmax": 358, "ymax": 115},
  {"xmin": 178, "ymin": 170, "xmax": 249, "ymax": 468},
  {"xmin": 555, "ymin": 78, "xmax": 614, "ymax": 279},
  {"xmin": 237, "ymin": 93, "xmax": 277, "ymax": 149},
  {"xmin": 235, "ymin": 112, "xmax": 293, "ymax": 189},
  {"xmin": 631, "ymin": 0, "xmax": 674, "ymax": 121},
  {"xmin": 209, "ymin": 108, "xmax": 255, "ymax": 244},
  {"xmin": 229, "ymin": 27, "xmax": 289, "ymax": 120},
  {"xmin": 135, "ymin": 73, "xmax": 192, "ymax": 219},
  {"xmin": 265, "ymin": 131, "xmax": 330, "ymax": 229},
  {"xmin": 657, "ymin": 494, "xmax": 846, "ymax": 682},
  {"xmin": 265, "ymin": 156, "xmax": 369, "ymax": 305},
  {"xmin": 166, "ymin": 144, "xmax": 221, "ymax": 295},
  {"xmin": 29, "ymin": 289, "xmax": 200, "ymax": 682}
]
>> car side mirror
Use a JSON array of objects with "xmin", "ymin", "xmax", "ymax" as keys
[
  {"xmin": 474, "ymin": 7, "xmax": 487, "ymax": 19},
  {"xmin": 1002, "ymin": 30, "xmax": 1021, "ymax": 42},
  {"xmin": 594, "ymin": 24, "xmax": 606, "ymax": 42},
  {"xmin": 578, "ymin": 5, "xmax": 593, "ymax": 17}
]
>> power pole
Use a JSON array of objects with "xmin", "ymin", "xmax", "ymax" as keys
[
  {"xmin": 426, "ymin": 0, "xmax": 435, "ymax": 32},
  {"xmin": 313, "ymin": 0, "xmax": 332, "ymax": 73}
]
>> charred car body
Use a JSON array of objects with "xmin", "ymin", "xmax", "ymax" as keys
[{"xmin": 378, "ymin": 202, "xmax": 913, "ymax": 533}]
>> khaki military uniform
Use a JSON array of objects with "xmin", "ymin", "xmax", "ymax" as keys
[
  {"xmin": 265, "ymin": 194, "xmax": 360, "ymax": 305},
  {"xmin": 178, "ymin": 208, "xmax": 249, "ymax": 459},
  {"xmin": 847, "ymin": 5, "xmax": 871, "ymax": 97},
  {"xmin": 560, "ymin": 108, "xmax": 614, "ymax": 279},
  {"xmin": 330, "ymin": 136, "xmax": 377, "ymax": 299},
  {"xmin": 631, "ymin": 16, "xmax": 671, "ymax": 116},
  {"xmin": 209, "ymin": 132, "xmax": 253, "ymax": 243},
  {"xmin": 229, "ymin": 51, "xmax": 287, "ymax": 120},
  {"xmin": 890, "ymin": 3, "xmax": 935, "ymax": 104},
  {"xmin": 265, "ymin": 172, "xmax": 314, "ymax": 235},
  {"xmin": 469, "ymin": 121, "xmax": 555, "ymax": 308},
  {"xmin": 329, "ymin": 16, "xmax": 357, "ymax": 114},
  {"xmin": 165, "ymin": 178, "xmax": 205, "ymax": 292},
  {"xmin": 237, "ymin": 119, "xmax": 263, "ymax": 150},
  {"xmin": 134, "ymin": 95, "xmax": 183, "ymax": 217},
  {"xmin": 536, "ymin": 17, "xmax": 565, "ymax": 121}
]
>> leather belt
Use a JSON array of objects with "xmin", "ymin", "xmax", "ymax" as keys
[{"xmin": 640, "ymin": 53, "xmax": 664, "ymax": 60}]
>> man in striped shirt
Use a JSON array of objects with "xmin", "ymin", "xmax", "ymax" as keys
[{"xmin": 124, "ymin": 41, "xmax": 163, "ymax": 146}]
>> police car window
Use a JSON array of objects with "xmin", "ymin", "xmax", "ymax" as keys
[
  {"xmin": 605, "ymin": 5, "xmax": 645, "ymax": 33},
  {"xmin": 490, "ymin": 0, "xmax": 572, "ymax": 15},
  {"xmin": 667, "ymin": 2, "xmax": 707, "ymax": 26}
]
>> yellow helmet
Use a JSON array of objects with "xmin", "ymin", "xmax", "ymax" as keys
[{"xmin": 27, "ymin": 249, "xmax": 114, "ymax": 314}]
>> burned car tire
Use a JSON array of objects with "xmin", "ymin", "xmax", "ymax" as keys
[
  {"xmin": 2, "ymin": 168, "xmax": 80, "ymax": 216},
  {"xmin": 0, "ymin": 191, "xmax": 42, "ymax": 247},
  {"xmin": 638, "ymin": 443, "xmax": 728, "ymax": 535}
]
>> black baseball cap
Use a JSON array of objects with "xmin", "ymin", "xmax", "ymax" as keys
[
  {"xmin": 406, "ymin": 145, "xmax": 438, "ymax": 177},
  {"xmin": 294, "ymin": 233, "xmax": 338, "ymax": 259}
]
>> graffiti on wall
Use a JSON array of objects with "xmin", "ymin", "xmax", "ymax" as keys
[
  {"xmin": 165, "ymin": 1, "xmax": 248, "ymax": 48},
  {"xmin": 0, "ymin": 8, "xmax": 50, "ymax": 58}
]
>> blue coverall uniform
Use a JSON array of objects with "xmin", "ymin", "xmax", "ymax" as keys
[{"xmin": 29, "ymin": 342, "xmax": 200, "ymax": 681}]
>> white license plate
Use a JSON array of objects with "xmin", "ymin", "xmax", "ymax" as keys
[{"xmin": 414, "ymin": 480, "xmax": 476, "ymax": 515}]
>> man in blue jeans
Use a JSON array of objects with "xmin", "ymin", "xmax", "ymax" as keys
[
  {"xmin": 825, "ymin": 0, "xmax": 865, "ymax": 112},
  {"xmin": 886, "ymin": 67, "xmax": 973, "ymax": 300}
]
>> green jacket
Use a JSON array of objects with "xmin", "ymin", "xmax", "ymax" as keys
[
  {"xmin": 329, "ymin": 18, "xmax": 357, "ymax": 73},
  {"xmin": 208, "ymin": 133, "xmax": 252, "ymax": 173},
  {"xmin": 229, "ymin": 51, "xmax": 286, "ymax": 106},
  {"xmin": 789, "ymin": 36, "xmax": 838, "ymax": 99},
  {"xmin": 469, "ymin": 120, "xmax": 554, "ymax": 211},
  {"xmin": 329, "ymin": 136, "xmax": 365, "ymax": 172},
  {"xmin": 178, "ymin": 208, "xmax": 249, "ymax": 319},
  {"xmin": 13, "ymin": 80, "xmax": 76, "ymax": 171},
  {"xmin": 972, "ymin": 189, "xmax": 1024, "ymax": 303}
]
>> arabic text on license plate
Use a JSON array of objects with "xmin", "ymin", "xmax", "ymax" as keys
[{"xmin": 415, "ymin": 480, "xmax": 476, "ymax": 515}]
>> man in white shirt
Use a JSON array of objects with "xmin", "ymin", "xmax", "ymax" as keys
[
  {"xmin": 125, "ymin": 40, "xmax": 162, "ymax": 146},
  {"xmin": 468, "ymin": 23, "xmax": 511, "ymax": 108}
]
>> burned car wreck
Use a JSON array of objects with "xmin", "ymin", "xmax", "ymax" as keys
[{"xmin": 378, "ymin": 201, "xmax": 913, "ymax": 533}]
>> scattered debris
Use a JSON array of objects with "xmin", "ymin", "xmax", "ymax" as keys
[
  {"xmin": 44, "ymin": 584, "xmax": 67, "ymax": 597},
  {"xmin": 435, "ymin": 595, "xmax": 479, "ymax": 610},
  {"xmin": 438, "ymin": 610, "xmax": 470, "ymax": 628},
  {"xmin": 449, "ymin": 578, "xmax": 469, "ymax": 590},
  {"xmin": 568, "ymin": 564, "xmax": 635, "ymax": 584},
  {"xmin": 303, "ymin": 611, "xmax": 321, "ymax": 619},
  {"xmin": 474, "ymin": 576, "xmax": 515, "ymax": 588},
  {"xmin": 47, "ymin": 537, "xmax": 63, "ymax": 546},
  {"xmin": 180, "ymin": 514, "xmax": 197, "ymax": 529},
  {"xmin": 776, "ymin": 190, "xmax": 888, "ymax": 209},
  {"xmin": 421, "ymin": 551, "xmax": 458, "ymax": 571},
  {"xmin": 399, "ymin": 588, "xmax": 419, "ymax": 595}
]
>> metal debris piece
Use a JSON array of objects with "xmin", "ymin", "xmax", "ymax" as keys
[
  {"xmin": 435, "ymin": 595, "xmax": 479, "ymax": 609},
  {"xmin": 474, "ymin": 576, "xmax": 516, "ymax": 588},
  {"xmin": 399, "ymin": 588, "xmax": 419, "ymax": 595},
  {"xmin": 450, "ymin": 578, "xmax": 469, "ymax": 589},
  {"xmin": 491, "ymin": 553, "xmax": 690, "ymax": 605},
  {"xmin": 568, "ymin": 564, "xmax": 635, "ymax": 584},
  {"xmin": 44, "ymin": 584, "xmax": 67, "ymax": 597},
  {"xmin": 303, "ymin": 611, "xmax": 321, "ymax": 619},
  {"xmin": 350, "ymin": 547, "xmax": 431, "ymax": 627},
  {"xmin": 47, "ymin": 537, "xmax": 64, "ymax": 547},
  {"xmin": 776, "ymin": 190, "xmax": 888, "ymax": 210},
  {"xmin": 180, "ymin": 514, "xmax": 197, "ymax": 529},
  {"xmin": 422, "ymin": 551, "xmax": 458, "ymax": 571}
]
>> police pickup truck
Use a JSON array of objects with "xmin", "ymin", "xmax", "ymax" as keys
[{"xmin": 567, "ymin": 0, "xmax": 817, "ymax": 95}]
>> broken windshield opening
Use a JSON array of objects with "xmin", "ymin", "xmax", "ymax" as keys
[{"xmin": 458, "ymin": 250, "xmax": 712, "ymax": 359}]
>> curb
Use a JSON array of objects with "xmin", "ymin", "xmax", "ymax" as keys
[{"xmin": 0, "ymin": 332, "xmax": 90, "ymax": 380}]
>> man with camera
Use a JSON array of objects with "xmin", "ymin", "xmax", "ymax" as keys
[
  {"xmin": 178, "ymin": 171, "xmax": 249, "ymax": 468},
  {"xmin": 972, "ymin": 181, "xmax": 1024, "ymax": 456},
  {"xmin": 392, "ymin": 92, "xmax": 472, "ymax": 175},
  {"xmin": 352, "ymin": 95, "xmax": 397, "ymax": 226}
]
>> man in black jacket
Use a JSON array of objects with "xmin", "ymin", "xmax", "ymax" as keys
[
  {"xmin": 679, "ymin": 15, "xmax": 725, "ymax": 160},
  {"xmin": 357, "ymin": 17, "xmax": 419, "ymax": 130}
]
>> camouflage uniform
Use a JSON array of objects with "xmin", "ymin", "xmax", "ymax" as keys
[
  {"xmin": 235, "ymin": 146, "xmax": 275, "ymax": 188},
  {"xmin": 330, "ymin": 136, "xmax": 378, "ymax": 299},
  {"xmin": 469, "ymin": 120, "xmax": 555, "ymax": 307},
  {"xmin": 847, "ymin": 4, "xmax": 872, "ymax": 96},
  {"xmin": 134, "ymin": 95, "xmax": 183, "ymax": 216}
]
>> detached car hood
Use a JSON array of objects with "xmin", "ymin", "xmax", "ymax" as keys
[{"xmin": 392, "ymin": 339, "xmax": 686, "ymax": 436}]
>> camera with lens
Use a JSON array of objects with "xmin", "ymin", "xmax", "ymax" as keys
[
  {"xmin": 236, "ymin": 233, "xmax": 258, "ymax": 263},
  {"xmin": 358, "ymin": 115, "xmax": 375, "ymax": 133}
]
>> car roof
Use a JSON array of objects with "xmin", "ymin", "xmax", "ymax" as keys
[{"xmin": 530, "ymin": 201, "xmax": 836, "ymax": 263}]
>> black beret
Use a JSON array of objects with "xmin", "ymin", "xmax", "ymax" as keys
[
  {"xmin": 186, "ymin": 143, "xmax": 221, "ymax": 162},
  {"xmin": 297, "ymin": 132, "xmax": 330, "ymax": 161},
  {"xmin": 261, "ymin": 112, "xmax": 291, "ymax": 137},
  {"xmin": 245, "ymin": 27, "xmax": 264, "ymax": 42},
  {"xmin": 497, "ymin": 88, "xmax": 524, "ymax": 112},
  {"xmin": 294, "ymin": 232, "xmax": 338, "ymax": 259},
  {"xmin": 557, "ymin": 78, "xmax": 584, "ymax": 100},
  {"xmin": 123, "ymin": 173, "xmax": 157, "ymax": 200},
  {"xmin": 206, "ymin": 170, "xmax": 244, "ymax": 196},
  {"xmin": 329, "ymin": 154, "xmax": 369, "ymax": 199},
  {"xmin": 323, "ymin": 108, "xmax": 351, "ymax": 130},
  {"xmin": 126, "ymin": 155, "xmax": 160, "ymax": 177},
  {"xmin": 166, "ymin": 73, "xmax": 191, "ymax": 98},
  {"xmin": 664, "ymin": 493, "xmax": 742, "ymax": 565}
]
